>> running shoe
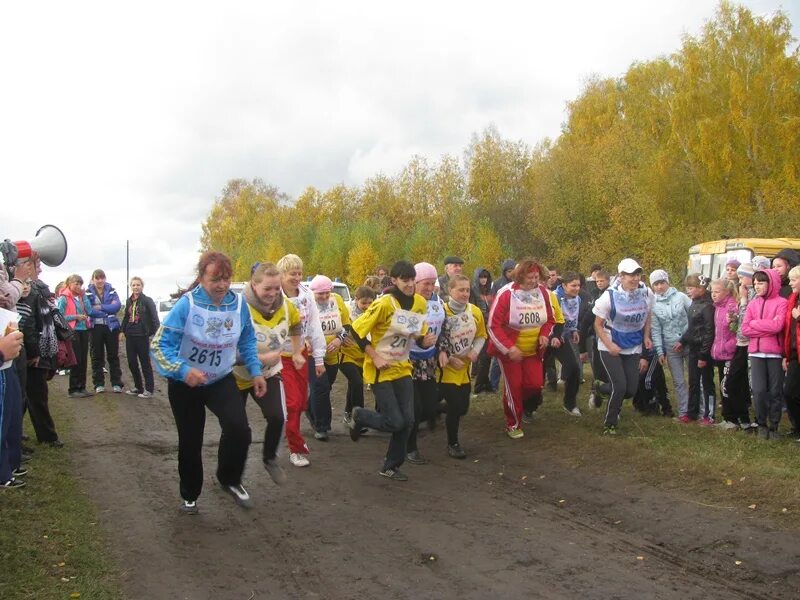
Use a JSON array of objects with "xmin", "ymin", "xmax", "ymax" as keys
[
  {"xmin": 522, "ymin": 411, "xmax": 534, "ymax": 424},
  {"xmin": 563, "ymin": 406, "xmax": 582, "ymax": 417},
  {"xmin": 507, "ymin": 428, "xmax": 524, "ymax": 439},
  {"xmin": 112, "ymin": 385, "xmax": 123, "ymax": 393},
  {"xmin": 676, "ymin": 415, "xmax": 691, "ymax": 424},
  {"xmin": 138, "ymin": 391, "xmax": 154, "ymax": 398},
  {"xmin": 348, "ymin": 407, "xmax": 362, "ymax": 442},
  {"xmin": 125, "ymin": 389, "xmax": 142, "ymax": 396},
  {"xmin": 179, "ymin": 499, "xmax": 199, "ymax": 515},
  {"xmin": 405, "ymin": 450, "xmax": 428, "ymax": 465},
  {"xmin": 222, "ymin": 483, "xmax": 253, "ymax": 508},
  {"xmin": 342, "ymin": 412, "xmax": 352, "ymax": 426},
  {"xmin": 95, "ymin": 386, "xmax": 106, "ymax": 394},
  {"xmin": 314, "ymin": 431, "xmax": 329, "ymax": 441},
  {"xmin": 447, "ymin": 443, "xmax": 466, "ymax": 459},
  {"xmin": 699, "ymin": 417, "xmax": 714, "ymax": 426},
  {"xmin": 263, "ymin": 459, "xmax": 287, "ymax": 485},
  {"xmin": 289, "ymin": 453, "xmax": 310, "ymax": 467},
  {"xmin": 11, "ymin": 467, "xmax": 28, "ymax": 478},
  {"xmin": 0, "ymin": 478, "xmax": 26, "ymax": 489},
  {"xmin": 378, "ymin": 468, "xmax": 408, "ymax": 481},
  {"xmin": 602, "ymin": 425, "xmax": 618, "ymax": 435}
]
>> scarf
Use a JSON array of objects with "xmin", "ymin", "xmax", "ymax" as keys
[
  {"xmin": 448, "ymin": 298, "xmax": 467, "ymax": 314},
  {"xmin": 243, "ymin": 281, "xmax": 283, "ymax": 318}
]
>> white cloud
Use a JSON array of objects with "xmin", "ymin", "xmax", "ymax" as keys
[{"xmin": 1, "ymin": 0, "xmax": 796, "ymax": 299}]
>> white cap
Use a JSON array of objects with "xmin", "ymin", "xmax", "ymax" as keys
[
  {"xmin": 649, "ymin": 269, "xmax": 669, "ymax": 285},
  {"xmin": 617, "ymin": 258, "xmax": 643, "ymax": 274}
]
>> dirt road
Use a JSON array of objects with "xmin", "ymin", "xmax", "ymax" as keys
[{"xmin": 57, "ymin": 373, "xmax": 799, "ymax": 600}]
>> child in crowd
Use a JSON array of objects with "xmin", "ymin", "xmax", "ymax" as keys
[
  {"xmin": 710, "ymin": 278, "xmax": 739, "ymax": 429},
  {"xmin": 340, "ymin": 286, "xmax": 377, "ymax": 423},
  {"xmin": 632, "ymin": 344, "xmax": 672, "ymax": 416},
  {"xmin": 679, "ymin": 274, "xmax": 715, "ymax": 424},
  {"xmin": 742, "ymin": 269, "xmax": 787, "ymax": 439},
  {"xmin": 554, "ymin": 272, "xmax": 582, "ymax": 416}
]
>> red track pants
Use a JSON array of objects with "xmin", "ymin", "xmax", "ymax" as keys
[
  {"xmin": 498, "ymin": 354, "xmax": 544, "ymax": 431},
  {"xmin": 281, "ymin": 356, "xmax": 309, "ymax": 455}
]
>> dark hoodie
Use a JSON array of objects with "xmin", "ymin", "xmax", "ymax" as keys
[
  {"xmin": 773, "ymin": 248, "xmax": 800, "ymax": 299},
  {"xmin": 679, "ymin": 290, "xmax": 715, "ymax": 360},
  {"xmin": 470, "ymin": 267, "xmax": 493, "ymax": 316},
  {"xmin": 490, "ymin": 259, "xmax": 516, "ymax": 296}
]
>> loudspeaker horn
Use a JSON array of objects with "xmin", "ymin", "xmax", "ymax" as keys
[{"xmin": 14, "ymin": 224, "xmax": 68, "ymax": 267}]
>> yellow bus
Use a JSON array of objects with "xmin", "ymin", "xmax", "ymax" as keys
[{"xmin": 688, "ymin": 238, "xmax": 800, "ymax": 279}]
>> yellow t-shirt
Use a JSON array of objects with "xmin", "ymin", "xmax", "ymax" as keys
[
  {"xmin": 340, "ymin": 303, "xmax": 367, "ymax": 367},
  {"xmin": 513, "ymin": 289, "xmax": 563, "ymax": 355},
  {"xmin": 438, "ymin": 303, "xmax": 487, "ymax": 385},
  {"xmin": 351, "ymin": 293, "xmax": 429, "ymax": 384},
  {"xmin": 234, "ymin": 300, "xmax": 301, "ymax": 390}
]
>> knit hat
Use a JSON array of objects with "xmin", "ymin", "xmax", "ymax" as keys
[
  {"xmin": 752, "ymin": 255, "xmax": 770, "ymax": 270},
  {"xmin": 736, "ymin": 263, "xmax": 755, "ymax": 279},
  {"xmin": 649, "ymin": 269, "xmax": 669, "ymax": 285},
  {"xmin": 414, "ymin": 262, "xmax": 438, "ymax": 283},
  {"xmin": 725, "ymin": 258, "xmax": 741, "ymax": 269},
  {"xmin": 309, "ymin": 274, "xmax": 333, "ymax": 293},
  {"xmin": 685, "ymin": 273, "xmax": 710, "ymax": 288}
]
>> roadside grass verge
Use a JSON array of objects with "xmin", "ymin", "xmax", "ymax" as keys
[
  {"xmin": 471, "ymin": 381, "xmax": 800, "ymax": 528},
  {"xmin": 0, "ymin": 395, "xmax": 121, "ymax": 600}
]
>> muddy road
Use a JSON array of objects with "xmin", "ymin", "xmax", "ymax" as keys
[{"xmin": 57, "ymin": 373, "xmax": 799, "ymax": 600}]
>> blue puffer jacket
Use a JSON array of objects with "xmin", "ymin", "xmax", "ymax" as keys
[
  {"xmin": 651, "ymin": 286, "xmax": 691, "ymax": 357},
  {"xmin": 87, "ymin": 282, "xmax": 122, "ymax": 331}
]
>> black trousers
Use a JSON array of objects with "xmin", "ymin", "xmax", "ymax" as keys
[
  {"xmin": 687, "ymin": 350, "xmax": 716, "ymax": 420},
  {"xmin": 168, "ymin": 374, "xmax": 251, "ymax": 502},
  {"xmin": 126, "ymin": 334, "xmax": 155, "ymax": 393},
  {"xmin": 473, "ymin": 345, "xmax": 492, "ymax": 392},
  {"xmin": 25, "ymin": 366, "xmax": 58, "ymax": 443},
  {"xmin": 241, "ymin": 375, "xmax": 285, "ymax": 463},
  {"xmin": 338, "ymin": 361, "xmax": 364, "ymax": 414},
  {"xmin": 726, "ymin": 346, "xmax": 752, "ymax": 425},
  {"xmin": 439, "ymin": 382, "xmax": 470, "ymax": 446},
  {"xmin": 407, "ymin": 378, "xmax": 440, "ymax": 454},
  {"xmin": 91, "ymin": 325, "xmax": 123, "ymax": 388},
  {"xmin": 69, "ymin": 329, "xmax": 90, "ymax": 393},
  {"xmin": 783, "ymin": 356, "xmax": 800, "ymax": 433}
]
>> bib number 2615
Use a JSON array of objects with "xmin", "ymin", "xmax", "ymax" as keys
[{"xmin": 189, "ymin": 346, "xmax": 222, "ymax": 367}]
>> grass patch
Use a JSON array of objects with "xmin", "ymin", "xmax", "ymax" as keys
[
  {"xmin": 0, "ymin": 396, "xmax": 121, "ymax": 600},
  {"xmin": 471, "ymin": 378, "xmax": 800, "ymax": 528}
]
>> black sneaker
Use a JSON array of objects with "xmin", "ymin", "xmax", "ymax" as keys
[
  {"xmin": 405, "ymin": 450, "xmax": 428, "ymax": 465},
  {"xmin": 348, "ymin": 407, "xmax": 362, "ymax": 442},
  {"xmin": 1, "ymin": 477, "xmax": 26, "ymax": 489},
  {"xmin": 179, "ymin": 499, "xmax": 199, "ymax": 515},
  {"xmin": 222, "ymin": 483, "xmax": 253, "ymax": 508},
  {"xmin": 12, "ymin": 467, "xmax": 28, "ymax": 478},
  {"xmin": 47, "ymin": 439, "xmax": 64, "ymax": 449},
  {"xmin": 378, "ymin": 468, "xmax": 408, "ymax": 481},
  {"xmin": 448, "ymin": 443, "xmax": 466, "ymax": 459}
]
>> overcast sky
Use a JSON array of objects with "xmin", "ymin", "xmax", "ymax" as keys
[{"xmin": 2, "ymin": 0, "xmax": 797, "ymax": 301}]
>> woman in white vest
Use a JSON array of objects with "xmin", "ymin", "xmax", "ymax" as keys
[
  {"xmin": 151, "ymin": 252, "xmax": 266, "ymax": 514},
  {"xmin": 592, "ymin": 258, "xmax": 654, "ymax": 435}
]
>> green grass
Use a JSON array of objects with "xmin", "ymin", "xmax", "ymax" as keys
[
  {"xmin": 0, "ymin": 397, "xmax": 121, "ymax": 600},
  {"xmin": 471, "ymin": 374, "xmax": 800, "ymax": 527}
]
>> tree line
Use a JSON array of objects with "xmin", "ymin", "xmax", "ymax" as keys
[{"xmin": 201, "ymin": 2, "xmax": 800, "ymax": 287}]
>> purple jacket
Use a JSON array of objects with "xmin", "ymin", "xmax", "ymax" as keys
[
  {"xmin": 711, "ymin": 294, "xmax": 738, "ymax": 361},
  {"xmin": 741, "ymin": 269, "xmax": 788, "ymax": 356}
]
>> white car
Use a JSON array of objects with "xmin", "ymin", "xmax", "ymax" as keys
[{"xmin": 156, "ymin": 298, "xmax": 177, "ymax": 323}]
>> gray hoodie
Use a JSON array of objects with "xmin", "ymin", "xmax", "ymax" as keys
[{"xmin": 651, "ymin": 286, "xmax": 691, "ymax": 357}]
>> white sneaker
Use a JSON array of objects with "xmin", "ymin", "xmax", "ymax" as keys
[
  {"xmin": 587, "ymin": 393, "xmax": 598, "ymax": 409},
  {"xmin": 138, "ymin": 391, "xmax": 154, "ymax": 398},
  {"xmin": 717, "ymin": 420, "xmax": 739, "ymax": 430},
  {"xmin": 95, "ymin": 386, "xmax": 105, "ymax": 394},
  {"xmin": 112, "ymin": 385, "xmax": 123, "ymax": 393},
  {"xmin": 222, "ymin": 483, "xmax": 253, "ymax": 508},
  {"xmin": 564, "ymin": 406, "xmax": 582, "ymax": 417},
  {"xmin": 290, "ymin": 453, "xmax": 310, "ymax": 467}
]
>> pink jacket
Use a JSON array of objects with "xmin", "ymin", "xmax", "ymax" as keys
[
  {"xmin": 741, "ymin": 269, "xmax": 788, "ymax": 356},
  {"xmin": 711, "ymin": 294, "xmax": 738, "ymax": 361}
]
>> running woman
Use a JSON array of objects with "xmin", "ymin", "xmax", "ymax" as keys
[
  {"xmin": 593, "ymin": 258, "xmax": 654, "ymax": 435},
  {"xmin": 233, "ymin": 262, "xmax": 304, "ymax": 485},
  {"xmin": 436, "ymin": 274, "xmax": 487, "ymax": 458},
  {"xmin": 308, "ymin": 274, "xmax": 351, "ymax": 441},
  {"xmin": 276, "ymin": 254, "xmax": 326, "ymax": 468},
  {"xmin": 406, "ymin": 262, "xmax": 446, "ymax": 465},
  {"xmin": 151, "ymin": 251, "xmax": 266, "ymax": 513},
  {"xmin": 487, "ymin": 258, "xmax": 556, "ymax": 439},
  {"xmin": 348, "ymin": 261, "xmax": 435, "ymax": 481}
]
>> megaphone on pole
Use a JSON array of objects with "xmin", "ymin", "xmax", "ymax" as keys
[{"xmin": 14, "ymin": 224, "xmax": 68, "ymax": 267}]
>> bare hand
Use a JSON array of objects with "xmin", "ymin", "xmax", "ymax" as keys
[
  {"xmin": 315, "ymin": 364, "xmax": 325, "ymax": 377},
  {"xmin": 292, "ymin": 352, "xmax": 306, "ymax": 371},
  {"xmin": 507, "ymin": 346, "xmax": 523, "ymax": 362},
  {"xmin": 644, "ymin": 337, "xmax": 653, "ymax": 351},
  {"xmin": 28, "ymin": 357, "xmax": 40, "ymax": 367},
  {"xmin": 438, "ymin": 351, "xmax": 449, "ymax": 370},
  {"xmin": 606, "ymin": 341, "xmax": 622, "ymax": 357},
  {"xmin": 252, "ymin": 375, "xmax": 267, "ymax": 398},
  {"xmin": 341, "ymin": 336, "xmax": 355, "ymax": 348},
  {"xmin": 579, "ymin": 352, "xmax": 588, "ymax": 363},
  {"xmin": 659, "ymin": 355, "xmax": 666, "ymax": 366},
  {"xmin": 671, "ymin": 342, "xmax": 683, "ymax": 353},
  {"xmin": 0, "ymin": 330, "xmax": 23, "ymax": 360},
  {"xmin": 449, "ymin": 356, "xmax": 465, "ymax": 370},
  {"xmin": 372, "ymin": 354, "xmax": 390, "ymax": 370},
  {"xmin": 571, "ymin": 331, "xmax": 579, "ymax": 345},
  {"xmin": 467, "ymin": 351, "xmax": 478, "ymax": 364},
  {"xmin": 793, "ymin": 307, "xmax": 800, "ymax": 321},
  {"xmin": 639, "ymin": 359, "xmax": 648, "ymax": 374},
  {"xmin": 184, "ymin": 368, "xmax": 208, "ymax": 387},
  {"xmin": 326, "ymin": 338, "xmax": 342, "ymax": 354},
  {"xmin": 260, "ymin": 350, "xmax": 281, "ymax": 368},
  {"xmin": 421, "ymin": 332, "xmax": 438, "ymax": 348},
  {"xmin": 538, "ymin": 336, "xmax": 550, "ymax": 350},
  {"xmin": 783, "ymin": 358, "xmax": 789, "ymax": 372},
  {"xmin": 550, "ymin": 337, "xmax": 562, "ymax": 349},
  {"xmin": 698, "ymin": 360, "xmax": 707, "ymax": 368}
]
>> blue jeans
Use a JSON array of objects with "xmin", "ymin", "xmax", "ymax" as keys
[{"xmin": 354, "ymin": 377, "xmax": 414, "ymax": 471}]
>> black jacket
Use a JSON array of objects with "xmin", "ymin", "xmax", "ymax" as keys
[
  {"xmin": 679, "ymin": 295, "xmax": 714, "ymax": 360},
  {"xmin": 121, "ymin": 293, "xmax": 160, "ymax": 337}
]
